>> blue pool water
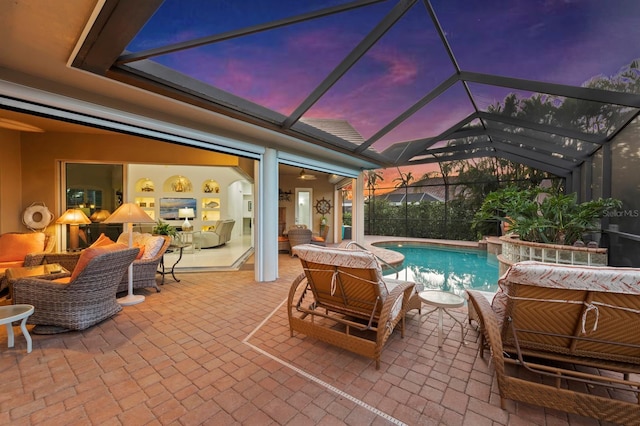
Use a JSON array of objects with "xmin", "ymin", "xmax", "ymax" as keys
[{"xmin": 376, "ymin": 243, "xmax": 500, "ymax": 294}]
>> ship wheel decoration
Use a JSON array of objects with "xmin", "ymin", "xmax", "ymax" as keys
[{"xmin": 314, "ymin": 197, "xmax": 332, "ymax": 215}]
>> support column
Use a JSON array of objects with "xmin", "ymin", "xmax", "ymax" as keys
[
  {"xmin": 255, "ymin": 148, "xmax": 278, "ymax": 282},
  {"xmin": 353, "ymin": 172, "xmax": 365, "ymax": 245}
]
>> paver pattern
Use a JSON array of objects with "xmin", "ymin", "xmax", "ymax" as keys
[{"xmin": 0, "ymin": 254, "xmax": 623, "ymax": 425}]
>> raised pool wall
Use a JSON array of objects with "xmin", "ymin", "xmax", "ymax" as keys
[{"xmin": 497, "ymin": 235, "xmax": 608, "ymax": 275}]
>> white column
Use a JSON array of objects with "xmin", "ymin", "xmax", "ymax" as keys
[
  {"xmin": 353, "ymin": 172, "xmax": 365, "ymax": 245},
  {"xmin": 255, "ymin": 148, "xmax": 279, "ymax": 282}
]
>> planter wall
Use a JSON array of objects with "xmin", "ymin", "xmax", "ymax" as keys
[{"xmin": 498, "ymin": 235, "xmax": 608, "ymax": 276}]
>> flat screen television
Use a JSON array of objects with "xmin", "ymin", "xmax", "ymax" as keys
[{"xmin": 159, "ymin": 197, "xmax": 197, "ymax": 220}]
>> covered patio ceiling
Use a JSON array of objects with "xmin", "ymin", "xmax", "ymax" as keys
[{"xmin": 74, "ymin": 0, "xmax": 640, "ymax": 177}]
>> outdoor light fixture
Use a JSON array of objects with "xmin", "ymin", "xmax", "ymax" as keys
[
  {"xmin": 103, "ymin": 203, "xmax": 155, "ymax": 306},
  {"xmin": 56, "ymin": 208, "xmax": 91, "ymax": 250},
  {"xmin": 297, "ymin": 169, "xmax": 317, "ymax": 180},
  {"xmin": 178, "ymin": 208, "xmax": 195, "ymax": 231}
]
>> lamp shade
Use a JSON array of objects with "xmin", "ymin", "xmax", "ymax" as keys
[
  {"xmin": 56, "ymin": 208, "xmax": 91, "ymax": 225},
  {"xmin": 89, "ymin": 209, "xmax": 111, "ymax": 222},
  {"xmin": 103, "ymin": 203, "xmax": 155, "ymax": 224},
  {"xmin": 178, "ymin": 208, "xmax": 195, "ymax": 219}
]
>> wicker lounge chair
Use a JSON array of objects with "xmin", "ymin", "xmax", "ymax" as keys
[
  {"xmin": 288, "ymin": 244, "xmax": 416, "ymax": 369},
  {"xmin": 468, "ymin": 261, "xmax": 640, "ymax": 423},
  {"xmin": 13, "ymin": 247, "xmax": 139, "ymax": 333}
]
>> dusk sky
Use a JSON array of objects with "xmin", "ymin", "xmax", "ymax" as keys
[{"xmin": 129, "ymin": 0, "xmax": 640, "ymax": 181}]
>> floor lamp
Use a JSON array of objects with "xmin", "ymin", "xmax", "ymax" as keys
[{"xmin": 103, "ymin": 203, "xmax": 155, "ymax": 306}]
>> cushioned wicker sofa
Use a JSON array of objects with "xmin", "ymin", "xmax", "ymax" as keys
[
  {"xmin": 468, "ymin": 261, "xmax": 640, "ymax": 424},
  {"xmin": 0, "ymin": 232, "xmax": 55, "ymax": 294}
]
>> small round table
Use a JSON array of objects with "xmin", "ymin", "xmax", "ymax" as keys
[
  {"xmin": 419, "ymin": 291, "xmax": 466, "ymax": 348},
  {"xmin": 0, "ymin": 304, "xmax": 34, "ymax": 353}
]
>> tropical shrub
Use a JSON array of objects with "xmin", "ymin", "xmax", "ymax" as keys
[{"xmin": 473, "ymin": 187, "xmax": 621, "ymax": 245}]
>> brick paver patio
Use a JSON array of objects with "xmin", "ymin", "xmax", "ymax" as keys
[{"xmin": 0, "ymin": 254, "xmax": 619, "ymax": 425}]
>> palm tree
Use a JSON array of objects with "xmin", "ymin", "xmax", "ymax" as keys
[
  {"xmin": 364, "ymin": 170, "xmax": 384, "ymax": 234},
  {"xmin": 393, "ymin": 170, "xmax": 414, "ymax": 188},
  {"xmin": 365, "ymin": 170, "xmax": 384, "ymax": 192},
  {"xmin": 393, "ymin": 168, "xmax": 415, "ymax": 236}
]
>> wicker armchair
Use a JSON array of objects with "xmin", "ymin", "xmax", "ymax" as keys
[
  {"xmin": 13, "ymin": 248, "xmax": 139, "ymax": 333},
  {"xmin": 310, "ymin": 225, "xmax": 329, "ymax": 246},
  {"xmin": 287, "ymin": 227, "xmax": 312, "ymax": 256},
  {"xmin": 117, "ymin": 235, "xmax": 171, "ymax": 293}
]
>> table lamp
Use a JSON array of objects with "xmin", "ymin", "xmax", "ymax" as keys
[
  {"xmin": 103, "ymin": 203, "xmax": 155, "ymax": 306},
  {"xmin": 89, "ymin": 209, "xmax": 111, "ymax": 222},
  {"xmin": 178, "ymin": 208, "xmax": 194, "ymax": 231},
  {"xmin": 56, "ymin": 208, "xmax": 91, "ymax": 250}
]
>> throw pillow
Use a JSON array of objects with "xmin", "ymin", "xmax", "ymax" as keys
[
  {"xmin": 0, "ymin": 233, "xmax": 46, "ymax": 262},
  {"xmin": 133, "ymin": 242, "xmax": 145, "ymax": 259},
  {"xmin": 70, "ymin": 242, "xmax": 128, "ymax": 281},
  {"xmin": 311, "ymin": 236, "xmax": 325, "ymax": 242},
  {"xmin": 142, "ymin": 235, "xmax": 165, "ymax": 259}
]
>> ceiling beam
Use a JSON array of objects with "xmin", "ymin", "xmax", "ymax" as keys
[
  {"xmin": 486, "ymin": 129, "xmax": 590, "ymax": 160},
  {"xmin": 461, "ymin": 71, "xmax": 640, "ymax": 108},
  {"xmin": 391, "ymin": 112, "xmax": 479, "ymax": 162},
  {"xmin": 407, "ymin": 148, "xmax": 496, "ymax": 164},
  {"xmin": 496, "ymin": 152, "xmax": 571, "ymax": 177},
  {"xmin": 117, "ymin": 0, "xmax": 385, "ymax": 64},
  {"xmin": 490, "ymin": 140, "xmax": 577, "ymax": 169},
  {"xmin": 71, "ymin": 0, "xmax": 164, "ymax": 74},
  {"xmin": 357, "ymin": 73, "xmax": 459, "ymax": 153},
  {"xmin": 477, "ymin": 112, "xmax": 605, "ymax": 144},
  {"xmin": 283, "ymin": 0, "xmax": 417, "ymax": 129}
]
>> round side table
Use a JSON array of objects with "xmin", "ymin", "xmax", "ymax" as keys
[
  {"xmin": 419, "ymin": 291, "xmax": 466, "ymax": 348},
  {"xmin": 0, "ymin": 304, "xmax": 34, "ymax": 353}
]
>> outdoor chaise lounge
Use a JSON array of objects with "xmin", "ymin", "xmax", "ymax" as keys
[
  {"xmin": 467, "ymin": 261, "xmax": 640, "ymax": 423},
  {"xmin": 288, "ymin": 244, "xmax": 416, "ymax": 369}
]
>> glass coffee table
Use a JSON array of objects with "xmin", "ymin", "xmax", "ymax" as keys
[
  {"xmin": 5, "ymin": 264, "xmax": 70, "ymax": 301},
  {"xmin": 0, "ymin": 304, "xmax": 35, "ymax": 353},
  {"xmin": 419, "ymin": 290, "xmax": 466, "ymax": 348}
]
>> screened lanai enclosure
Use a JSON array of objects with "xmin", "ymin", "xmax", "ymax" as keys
[{"xmin": 74, "ymin": 0, "xmax": 640, "ymax": 266}]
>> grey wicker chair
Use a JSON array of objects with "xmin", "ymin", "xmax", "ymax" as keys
[
  {"xmin": 117, "ymin": 235, "xmax": 171, "ymax": 293},
  {"xmin": 13, "ymin": 248, "xmax": 139, "ymax": 333}
]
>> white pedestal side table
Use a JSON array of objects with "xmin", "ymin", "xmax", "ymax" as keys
[
  {"xmin": 419, "ymin": 291, "xmax": 466, "ymax": 348},
  {"xmin": 0, "ymin": 304, "xmax": 34, "ymax": 353}
]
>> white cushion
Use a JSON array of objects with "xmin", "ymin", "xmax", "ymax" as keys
[
  {"xmin": 118, "ymin": 232, "xmax": 165, "ymax": 259},
  {"xmin": 141, "ymin": 235, "xmax": 165, "ymax": 259}
]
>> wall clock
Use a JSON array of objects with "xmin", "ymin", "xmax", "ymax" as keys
[{"xmin": 315, "ymin": 197, "xmax": 332, "ymax": 215}]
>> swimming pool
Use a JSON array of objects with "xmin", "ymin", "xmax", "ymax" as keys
[{"xmin": 375, "ymin": 243, "xmax": 500, "ymax": 294}]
